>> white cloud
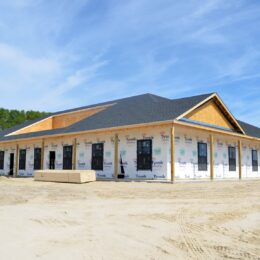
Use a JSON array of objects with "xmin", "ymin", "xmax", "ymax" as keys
[
  {"xmin": 191, "ymin": 0, "xmax": 225, "ymax": 18},
  {"xmin": 0, "ymin": 0, "xmax": 39, "ymax": 8},
  {"xmin": 0, "ymin": 43, "xmax": 60, "ymax": 78},
  {"xmin": 29, "ymin": 60, "xmax": 109, "ymax": 111},
  {"xmin": 215, "ymin": 49, "xmax": 260, "ymax": 80},
  {"xmin": 0, "ymin": 0, "xmax": 259, "ymax": 126}
]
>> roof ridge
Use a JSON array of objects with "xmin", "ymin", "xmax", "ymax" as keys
[
  {"xmin": 171, "ymin": 92, "xmax": 215, "ymax": 101},
  {"xmin": 52, "ymin": 93, "xmax": 172, "ymax": 115},
  {"xmin": 53, "ymin": 93, "xmax": 164, "ymax": 115}
]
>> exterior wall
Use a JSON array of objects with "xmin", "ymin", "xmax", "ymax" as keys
[
  {"xmin": 76, "ymin": 126, "xmax": 170, "ymax": 180},
  {"xmin": 174, "ymin": 127, "xmax": 211, "ymax": 179},
  {"xmin": 76, "ymin": 133, "xmax": 115, "ymax": 178},
  {"xmin": 214, "ymin": 135, "xmax": 260, "ymax": 179},
  {"xmin": 0, "ymin": 125, "xmax": 259, "ymax": 180},
  {"xmin": 213, "ymin": 135, "xmax": 239, "ymax": 179},
  {"xmin": 18, "ymin": 142, "xmax": 41, "ymax": 176},
  {"xmin": 117, "ymin": 127, "xmax": 170, "ymax": 180},
  {"xmin": 174, "ymin": 127, "xmax": 260, "ymax": 180},
  {"xmin": 241, "ymin": 141, "xmax": 260, "ymax": 178},
  {"xmin": 44, "ymin": 138, "xmax": 74, "ymax": 170},
  {"xmin": 0, "ymin": 144, "xmax": 17, "ymax": 176}
]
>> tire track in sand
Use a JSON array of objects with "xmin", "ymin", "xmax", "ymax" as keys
[{"xmin": 177, "ymin": 208, "xmax": 213, "ymax": 259}]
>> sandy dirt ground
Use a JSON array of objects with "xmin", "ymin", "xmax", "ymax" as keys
[{"xmin": 0, "ymin": 177, "xmax": 259, "ymax": 260}]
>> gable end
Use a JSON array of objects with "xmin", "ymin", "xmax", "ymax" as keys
[{"xmin": 178, "ymin": 94, "xmax": 245, "ymax": 134}]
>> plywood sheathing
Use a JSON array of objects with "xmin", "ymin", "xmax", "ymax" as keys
[
  {"xmin": 186, "ymin": 99, "xmax": 235, "ymax": 130},
  {"xmin": 52, "ymin": 106, "xmax": 107, "ymax": 129},
  {"xmin": 12, "ymin": 117, "xmax": 53, "ymax": 135},
  {"xmin": 177, "ymin": 93, "xmax": 245, "ymax": 135},
  {"xmin": 8, "ymin": 105, "xmax": 111, "ymax": 136}
]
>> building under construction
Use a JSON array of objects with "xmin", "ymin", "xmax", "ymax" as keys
[{"xmin": 0, "ymin": 93, "xmax": 259, "ymax": 181}]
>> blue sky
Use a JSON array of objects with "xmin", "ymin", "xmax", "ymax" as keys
[{"xmin": 0, "ymin": 0, "xmax": 259, "ymax": 126}]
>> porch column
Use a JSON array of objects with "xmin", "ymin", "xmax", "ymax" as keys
[
  {"xmin": 114, "ymin": 134, "xmax": 119, "ymax": 178},
  {"xmin": 41, "ymin": 139, "xmax": 45, "ymax": 170},
  {"xmin": 15, "ymin": 144, "xmax": 19, "ymax": 177},
  {"xmin": 73, "ymin": 138, "xmax": 77, "ymax": 170},
  {"xmin": 210, "ymin": 134, "xmax": 214, "ymax": 180},
  {"xmin": 238, "ymin": 139, "xmax": 242, "ymax": 179},
  {"xmin": 170, "ymin": 127, "xmax": 175, "ymax": 182}
]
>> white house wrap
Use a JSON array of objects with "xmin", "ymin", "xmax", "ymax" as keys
[{"xmin": 0, "ymin": 93, "xmax": 259, "ymax": 181}]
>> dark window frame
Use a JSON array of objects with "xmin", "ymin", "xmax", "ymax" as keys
[
  {"xmin": 63, "ymin": 145, "xmax": 73, "ymax": 170},
  {"xmin": 228, "ymin": 146, "xmax": 236, "ymax": 171},
  {"xmin": 252, "ymin": 150, "xmax": 258, "ymax": 172},
  {"xmin": 19, "ymin": 149, "xmax": 26, "ymax": 170},
  {"xmin": 137, "ymin": 139, "xmax": 153, "ymax": 171},
  {"xmin": 91, "ymin": 143, "xmax": 104, "ymax": 171},
  {"xmin": 0, "ymin": 151, "xmax": 4, "ymax": 170},
  {"xmin": 34, "ymin": 148, "xmax": 42, "ymax": 170},
  {"xmin": 198, "ymin": 142, "xmax": 207, "ymax": 171}
]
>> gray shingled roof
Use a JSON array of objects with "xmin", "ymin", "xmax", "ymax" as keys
[
  {"xmin": 0, "ymin": 95, "xmax": 128, "ymax": 139},
  {"xmin": 0, "ymin": 93, "xmax": 259, "ymax": 141},
  {"xmin": 64, "ymin": 93, "xmax": 213, "ymax": 133},
  {"xmin": 237, "ymin": 120, "xmax": 260, "ymax": 138},
  {"xmin": 0, "ymin": 116, "xmax": 50, "ymax": 138}
]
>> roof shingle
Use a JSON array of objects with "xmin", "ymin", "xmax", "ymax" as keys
[{"xmin": 0, "ymin": 93, "xmax": 259, "ymax": 141}]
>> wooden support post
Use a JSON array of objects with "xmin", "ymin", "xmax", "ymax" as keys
[
  {"xmin": 73, "ymin": 138, "xmax": 77, "ymax": 170},
  {"xmin": 170, "ymin": 127, "xmax": 175, "ymax": 182},
  {"xmin": 41, "ymin": 139, "xmax": 45, "ymax": 170},
  {"xmin": 210, "ymin": 134, "xmax": 214, "ymax": 180},
  {"xmin": 15, "ymin": 144, "xmax": 19, "ymax": 177},
  {"xmin": 114, "ymin": 134, "xmax": 118, "ymax": 179},
  {"xmin": 238, "ymin": 139, "xmax": 242, "ymax": 180}
]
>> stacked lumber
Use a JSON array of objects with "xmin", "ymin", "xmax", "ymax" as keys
[{"xmin": 34, "ymin": 170, "xmax": 96, "ymax": 183}]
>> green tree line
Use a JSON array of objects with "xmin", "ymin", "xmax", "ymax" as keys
[{"xmin": 0, "ymin": 108, "xmax": 49, "ymax": 131}]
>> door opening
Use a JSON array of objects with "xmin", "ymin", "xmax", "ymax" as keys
[
  {"xmin": 49, "ymin": 151, "xmax": 56, "ymax": 169},
  {"xmin": 118, "ymin": 154, "xmax": 125, "ymax": 179},
  {"xmin": 9, "ymin": 153, "xmax": 14, "ymax": 176}
]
